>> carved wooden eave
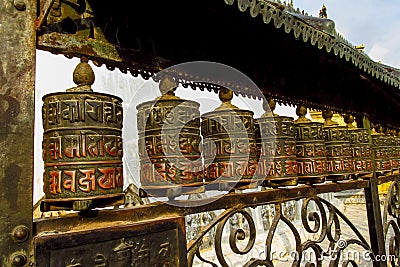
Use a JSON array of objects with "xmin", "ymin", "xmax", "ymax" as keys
[{"xmin": 36, "ymin": 0, "xmax": 400, "ymax": 129}]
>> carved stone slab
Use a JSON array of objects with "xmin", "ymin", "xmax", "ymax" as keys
[{"xmin": 35, "ymin": 216, "xmax": 187, "ymax": 267}]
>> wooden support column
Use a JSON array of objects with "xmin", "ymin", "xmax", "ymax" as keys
[
  {"xmin": 363, "ymin": 116, "xmax": 387, "ymax": 267},
  {"xmin": 0, "ymin": 0, "xmax": 36, "ymax": 266}
]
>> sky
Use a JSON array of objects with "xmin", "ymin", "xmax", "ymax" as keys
[{"xmin": 33, "ymin": 1, "xmax": 400, "ymax": 202}]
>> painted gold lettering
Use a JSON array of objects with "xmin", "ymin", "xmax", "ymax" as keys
[{"xmin": 159, "ymin": 242, "xmax": 170, "ymax": 258}]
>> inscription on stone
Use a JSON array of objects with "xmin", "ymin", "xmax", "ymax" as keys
[{"xmin": 35, "ymin": 218, "xmax": 187, "ymax": 267}]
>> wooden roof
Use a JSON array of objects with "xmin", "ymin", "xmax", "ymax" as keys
[{"xmin": 37, "ymin": 0, "xmax": 400, "ymax": 128}]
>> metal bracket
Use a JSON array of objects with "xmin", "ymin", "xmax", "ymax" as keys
[{"xmin": 35, "ymin": 0, "xmax": 56, "ymax": 30}]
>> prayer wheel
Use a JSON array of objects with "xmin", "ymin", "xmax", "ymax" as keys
[
  {"xmin": 347, "ymin": 128, "xmax": 373, "ymax": 177},
  {"xmin": 323, "ymin": 126, "xmax": 353, "ymax": 180},
  {"xmin": 372, "ymin": 133, "xmax": 392, "ymax": 175},
  {"xmin": 41, "ymin": 59, "xmax": 124, "ymax": 211},
  {"xmin": 256, "ymin": 99, "xmax": 298, "ymax": 187},
  {"xmin": 137, "ymin": 76, "xmax": 203, "ymax": 197},
  {"xmin": 201, "ymin": 88, "xmax": 259, "ymax": 190},
  {"xmin": 294, "ymin": 106, "xmax": 326, "ymax": 184},
  {"xmin": 322, "ymin": 110, "xmax": 352, "ymax": 180},
  {"xmin": 343, "ymin": 115, "xmax": 373, "ymax": 178}
]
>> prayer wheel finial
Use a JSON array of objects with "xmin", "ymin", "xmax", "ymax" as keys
[
  {"xmin": 295, "ymin": 105, "xmax": 311, "ymax": 123},
  {"xmin": 344, "ymin": 114, "xmax": 356, "ymax": 128},
  {"xmin": 158, "ymin": 75, "xmax": 179, "ymax": 99},
  {"xmin": 215, "ymin": 87, "xmax": 239, "ymax": 110},
  {"xmin": 68, "ymin": 57, "xmax": 95, "ymax": 92},
  {"xmin": 261, "ymin": 98, "xmax": 277, "ymax": 118},
  {"xmin": 322, "ymin": 109, "xmax": 338, "ymax": 127}
]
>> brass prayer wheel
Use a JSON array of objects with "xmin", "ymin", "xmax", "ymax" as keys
[
  {"xmin": 256, "ymin": 99, "xmax": 298, "ymax": 187},
  {"xmin": 347, "ymin": 128, "xmax": 373, "ymax": 177},
  {"xmin": 137, "ymin": 76, "xmax": 203, "ymax": 197},
  {"xmin": 321, "ymin": 110, "xmax": 353, "ymax": 180},
  {"xmin": 41, "ymin": 59, "xmax": 124, "ymax": 211},
  {"xmin": 323, "ymin": 126, "xmax": 353, "ymax": 180},
  {"xmin": 294, "ymin": 106, "xmax": 326, "ymax": 184},
  {"xmin": 371, "ymin": 133, "xmax": 392, "ymax": 174},
  {"xmin": 201, "ymin": 88, "xmax": 259, "ymax": 190}
]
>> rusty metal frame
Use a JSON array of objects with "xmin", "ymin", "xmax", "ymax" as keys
[
  {"xmin": 382, "ymin": 180, "xmax": 400, "ymax": 267},
  {"xmin": 34, "ymin": 179, "xmax": 372, "ymax": 233},
  {"xmin": 0, "ymin": 0, "xmax": 36, "ymax": 266}
]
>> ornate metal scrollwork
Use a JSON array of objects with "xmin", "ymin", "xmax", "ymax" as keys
[
  {"xmin": 187, "ymin": 196, "xmax": 374, "ymax": 267},
  {"xmin": 383, "ymin": 181, "xmax": 400, "ymax": 266}
]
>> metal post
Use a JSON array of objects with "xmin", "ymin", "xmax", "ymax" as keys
[
  {"xmin": 363, "ymin": 116, "xmax": 387, "ymax": 267},
  {"xmin": 0, "ymin": 0, "xmax": 36, "ymax": 266}
]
